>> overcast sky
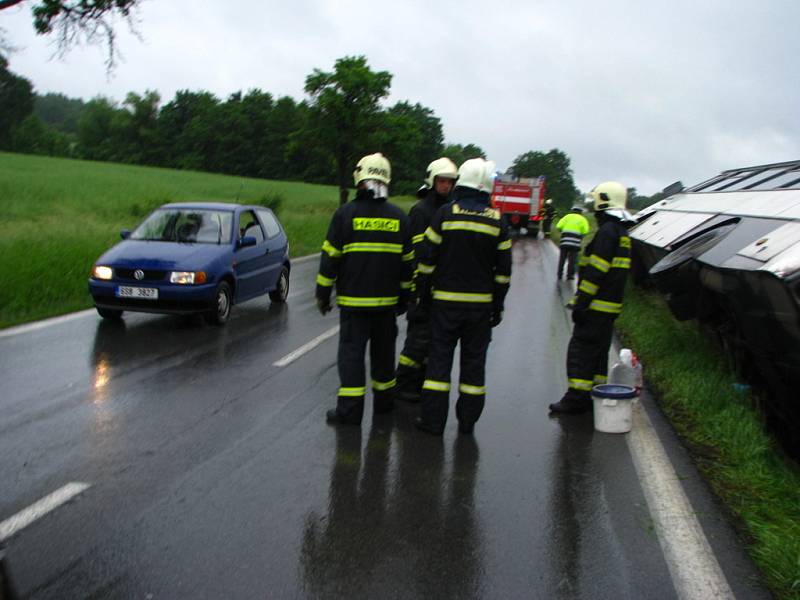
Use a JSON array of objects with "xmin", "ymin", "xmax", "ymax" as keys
[{"xmin": 3, "ymin": 0, "xmax": 799, "ymax": 195}]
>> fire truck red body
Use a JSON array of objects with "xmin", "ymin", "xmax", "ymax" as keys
[{"xmin": 491, "ymin": 175, "xmax": 547, "ymax": 236}]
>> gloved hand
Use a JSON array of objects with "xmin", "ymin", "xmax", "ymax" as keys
[
  {"xmin": 572, "ymin": 308, "xmax": 587, "ymax": 325},
  {"xmin": 316, "ymin": 297, "xmax": 332, "ymax": 316},
  {"xmin": 490, "ymin": 310, "xmax": 503, "ymax": 328}
]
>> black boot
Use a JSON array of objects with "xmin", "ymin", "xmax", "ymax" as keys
[
  {"xmin": 326, "ymin": 409, "xmax": 361, "ymax": 425},
  {"xmin": 373, "ymin": 400, "xmax": 394, "ymax": 414},
  {"xmin": 458, "ymin": 421, "xmax": 474, "ymax": 435},
  {"xmin": 548, "ymin": 397, "xmax": 591, "ymax": 414},
  {"xmin": 413, "ymin": 417, "xmax": 444, "ymax": 436},
  {"xmin": 397, "ymin": 388, "xmax": 421, "ymax": 403}
]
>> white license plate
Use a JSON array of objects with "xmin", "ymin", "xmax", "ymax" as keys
[{"xmin": 116, "ymin": 286, "xmax": 159, "ymax": 300}]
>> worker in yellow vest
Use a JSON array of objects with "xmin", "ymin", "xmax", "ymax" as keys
[{"xmin": 555, "ymin": 206, "xmax": 590, "ymax": 280}]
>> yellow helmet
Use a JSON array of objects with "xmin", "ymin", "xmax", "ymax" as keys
[
  {"xmin": 589, "ymin": 181, "xmax": 627, "ymax": 211},
  {"xmin": 353, "ymin": 153, "xmax": 391, "ymax": 186},
  {"xmin": 456, "ymin": 158, "xmax": 496, "ymax": 193},
  {"xmin": 424, "ymin": 157, "xmax": 458, "ymax": 187}
]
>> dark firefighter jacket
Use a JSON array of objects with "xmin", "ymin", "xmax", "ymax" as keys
[
  {"xmin": 409, "ymin": 189, "xmax": 451, "ymax": 273},
  {"xmin": 539, "ymin": 204, "xmax": 556, "ymax": 220},
  {"xmin": 572, "ymin": 216, "xmax": 631, "ymax": 317},
  {"xmin": 316, "ymin": 191, "xmax": 414, "ymax": 310},
  {"xmin": 416, "ymin": 189, "xmax": 512, "ymax": 311}
]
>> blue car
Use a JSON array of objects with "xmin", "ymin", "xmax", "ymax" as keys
[{"xmin": 88, "ymin": 202, "xmax": 290, "ymax": 324}]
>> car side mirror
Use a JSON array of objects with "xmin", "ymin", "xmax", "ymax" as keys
[
  {"xmin": 238, "ymin": 235, "xmax": 257, "ymax": 248},
  {"xmin": 120, "ymin": 229, "xmax": 131, "ymax": 239}
]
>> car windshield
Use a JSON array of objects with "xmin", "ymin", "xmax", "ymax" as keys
[{"xmin": 131, "ymin": 209, "xmax": 233, "ymax": 244}]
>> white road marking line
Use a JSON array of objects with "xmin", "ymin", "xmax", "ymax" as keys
[
  {"xmin": 291, "ymin": 253, "xmax": 318, "ymax": 265},
  {"xmin": 0, "ymin": 482, "xmax": 91, "ymax": 542},
  {"xmin": 0, "ymin": 253, "xmax": 322, "ymax": 338},
  {"xmin": 273, "ymin": 325, "xmax": 339, "ymax": 367},
  {"xmin": 626, "ymin": 403, "xmax": 735, "ymax": 599},
  {"xmin": 0, "ymin": 310, "xmax": 95, "ymax": 339}
]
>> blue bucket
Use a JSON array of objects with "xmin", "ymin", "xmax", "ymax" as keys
[{"xmin": 592, "ymin": 384, "xmax": 637, "ymax": 400}]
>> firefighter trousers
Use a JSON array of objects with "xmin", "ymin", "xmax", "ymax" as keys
[
  {"xmin": 336, "ymin": 309, "xmax": 398, "ymax": 423},
  {"xmin": 396, "ymin": 314, "xmax": 431, "ymax": 399},
  {"xmin": 563, "ymin": 311, "xmax": 616, "ymax": 404},
  {"xmin": 558, "ymin": 246, "xmax": 579, "ymax": 279},
  {"xmin": 420, "ymin": 306, "xmax": 492, "ymax": 430}
]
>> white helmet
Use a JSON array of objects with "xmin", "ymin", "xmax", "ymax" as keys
[
  {"xmin": 353, "ymin": 153, "xmax": 391, "ymax": 186},
  {"xmin": 545, "ymin": 198, "xmax": 553, "ymax": 205},
  {"xmin": 456, "ymin": 158, "xmax": 496, "ymax": 193},
  {"xmin": 589, "ymin": 181, "xmax": 634, "ymax": 220},
  {"xmin": 424, "ymin": 157, "xmax": 458, "ymax": 188},
  {"xmin": 589, "ymin": 181, "xmax": 626, "ymax": 211}
]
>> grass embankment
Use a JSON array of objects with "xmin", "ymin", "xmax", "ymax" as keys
[
  {"xmin": 0, "ymin": 152, "xmax": 415, "ymax": 328},
  {"xmin": 616, "ymin": 285, "xmax": 800, "ymax": 599}
]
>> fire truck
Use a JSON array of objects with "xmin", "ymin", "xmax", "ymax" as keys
[{"xmin": 491, "ymin": 175, "xmax": 547, "ymax": 236}]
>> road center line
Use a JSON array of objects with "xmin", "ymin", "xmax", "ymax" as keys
[
  {"xmin": 626, "ymin": 401, "xmax": 734, "ymax": 599},
  {"xmin": 273, "ymin": 325, "xmax": 339, "ymax": 367},
  {"xmin": 0, "ymin": 482, "xmax": 91, "ymax": 542}
]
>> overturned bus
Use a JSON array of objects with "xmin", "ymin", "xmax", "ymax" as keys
[{"xmin": 629, "ymin": 160, "xmax": 800, "ymax": 455}]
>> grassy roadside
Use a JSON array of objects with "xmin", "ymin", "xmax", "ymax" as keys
[
  {"xmin": 616, "ymin": 284, "xmax": 800, "ymax": 599},
  {"xmin": 0, "ymin": 152, "xmax": 414, "ymax": 328}
]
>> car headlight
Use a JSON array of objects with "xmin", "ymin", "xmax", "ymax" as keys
[
  {"xmin": 170, "ymin": 271, "xmax": 207, "ymax": 284},
  {"xmin": 92, "ymin": 265, "xmax": 113, "ymax": 280}
]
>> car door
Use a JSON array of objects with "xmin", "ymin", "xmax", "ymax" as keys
[
  {"xmin": 256, "ymin": 208, "xmax": 288, "ymax": 290},
  {"xmin": 234, "ymin": 209, "xmax": 272, "ymax": 302}
]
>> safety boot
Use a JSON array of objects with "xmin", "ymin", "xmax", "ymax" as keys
[
  {"xmin": 458, "ymin": 421, "xmax": 475, "ymax": 435},
  {"xmin": 548, "ymin": 397, "xmax": 591, "ymax": 414},
  {"xmin": 373, "ymin": 400, "xmax": 394, "ymax": 414},
  {"xmin": 413, "ymin": 417, "xmax": 444, "ymax": 436},
  {"xmin": 397, "ymin": 388, "xmax": 421, "ymax": 403},
  {"xmin": 326, "ymin": 409, "xmax": 361, "ymax": 425}
]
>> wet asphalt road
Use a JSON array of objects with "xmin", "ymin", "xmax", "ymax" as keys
[{"xmin": 0, "ymin": 238, "xmax": 770, "ymax": 599}]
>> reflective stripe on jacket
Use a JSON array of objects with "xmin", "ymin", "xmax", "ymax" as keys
[
  {"xmin": 556, "ymin": 213, "xmax": 590, "ymax": 248},
  {"xmin": 415, "ymin": 196, "xmax": 512, "ymax": 310},
  {"xmin": 572, "ymin": 217, "xmax": 630, "ymax": 317},
  {"xmin": 316, "ymin": 192, "xmax": 414, "ymax": 310}
]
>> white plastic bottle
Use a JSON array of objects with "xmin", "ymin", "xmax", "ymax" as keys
[{"xmin": 609, "ymin": 348, "xmax": 642, "ymax": 395}]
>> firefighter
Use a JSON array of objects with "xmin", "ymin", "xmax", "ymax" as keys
[
  {"xmin": 540, "ymin": 198, "xmax": 556, "ymax": 237},
  {"xmin": 316, "ymin": 153, "xmax": 414, "ymax": 425},
  {"xmin": 549, "ymin": 181, "xmax": 633, "ymax": 414},
  {"xmin": 555, "ymin": 206, "xmax": 591, "ymax": 280},
  {"xmin": 395, "ymin": 157, "xmax": 458, "ymax": 403},
  {"xmin": 412, "ymin": 158, "xmax": 512, "ymax": 435}
]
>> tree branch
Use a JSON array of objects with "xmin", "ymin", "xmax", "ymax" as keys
[{"xmin": 0, "ymin": 0, "xmax": 26, "ymax": 10}]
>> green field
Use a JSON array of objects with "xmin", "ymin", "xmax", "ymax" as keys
[{"xmin": 0, "ymin": 152, "xmax": 415, "ymax": 328}]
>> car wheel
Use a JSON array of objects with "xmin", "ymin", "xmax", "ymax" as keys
[
  {"xmin": 269, "ymin": 266, "xmax": 290, "ymax": 303},
  {"xmin": 208, "ymin": 281, "xmax": 232, "ymax": 325},
  {"xmin": 96, "ymin": 307, "xmax": 123, "ymax": 320}
]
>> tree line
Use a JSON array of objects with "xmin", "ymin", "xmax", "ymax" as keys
[
  {"xmin": 2, "ymin": 52, "xmax": 663, "ymax": 210},
  {"xmin": 1, "ymin": 54, "xmax": 491, "ymax": 196}
]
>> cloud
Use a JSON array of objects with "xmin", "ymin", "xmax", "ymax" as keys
[{"xmin": 3, "ymin": 0, "xmax": 799, "ymax": 195}]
